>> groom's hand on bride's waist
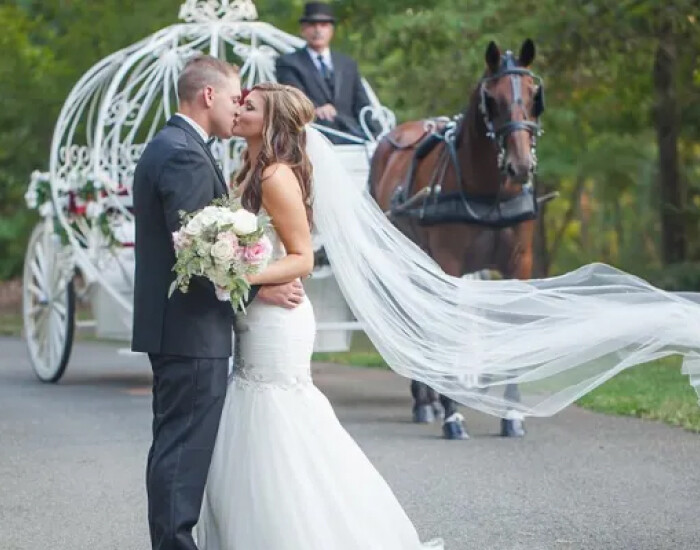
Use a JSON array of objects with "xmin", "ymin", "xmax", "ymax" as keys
[{"xmin": 257, "ymin": 281, "xmax": 305, "ymax": 309}]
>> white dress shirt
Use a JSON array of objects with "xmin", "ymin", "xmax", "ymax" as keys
[
  {"xmin": 306, "ymin": 47, "xmax": 333, "ymax": 74},
  {"xmin": 175, "ymin": 113, "xmax": 209, "ymax": 142}
]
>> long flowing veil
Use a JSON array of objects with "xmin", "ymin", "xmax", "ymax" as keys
[{"xmin": 305, "ymin": 126, "xmax": 700, "ymax": 418}]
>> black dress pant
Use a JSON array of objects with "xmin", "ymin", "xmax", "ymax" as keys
[{"xmin": 146, "ymin": 354, "xmax": 228, "ymax": 550}]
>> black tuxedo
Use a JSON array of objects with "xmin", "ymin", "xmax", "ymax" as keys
[
  {"xmin": 276, "ymin": 48, "xmax": 375, "ymax": 143},
  {"xmin": 132, "ymin": 115, "xmax": 255, "ymax": 550},
  {"xmin": 132, "ymin": 115, "xmax": 236, "ymax": 358}
]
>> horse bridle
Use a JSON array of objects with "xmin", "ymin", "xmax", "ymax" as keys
[
  {"xmin": 478, "ymin": 51, "xmax": 545, "ymax": 177},
  {"xmin": 389, "ymin": 51, "xmax": 546, "ymax": 224}
]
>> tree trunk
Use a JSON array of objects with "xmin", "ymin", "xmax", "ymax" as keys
[{"xmin": 653, "ymin": 36, "xmax": 685, "ymax": 263}]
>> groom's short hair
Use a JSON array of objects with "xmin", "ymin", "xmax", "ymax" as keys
[{"xmin": 177, "ymin": 55, "xmax": 239, "ymax": 103}]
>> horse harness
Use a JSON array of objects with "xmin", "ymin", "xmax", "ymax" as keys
[{"xmin": 387, "ymin": 52, "xmax": 546, "ymax": 229}]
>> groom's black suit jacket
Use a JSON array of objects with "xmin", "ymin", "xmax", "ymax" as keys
[{"xmin": 132, "ymin": 115, "xmax": 247, "ymax": 358}]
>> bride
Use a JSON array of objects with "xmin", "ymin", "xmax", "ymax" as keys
[
  {"xmin": 195, "ymin": 81, "xmax": 700, "ymax": 547},
  {"xmin": 195, "ymin": 83, "xmax": 444, "ymax": 549}
]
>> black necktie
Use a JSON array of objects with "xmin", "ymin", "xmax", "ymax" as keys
[{"xmin": 317, "ymin": 54, "xmax": 334, "ymax": 92}]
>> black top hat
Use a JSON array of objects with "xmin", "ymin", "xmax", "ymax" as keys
[{"xmin": 299, "ymin": 2, "xmax": 336, "ymax": 24}]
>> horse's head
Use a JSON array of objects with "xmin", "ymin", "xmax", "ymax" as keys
[{"xmin": 479, "ymin": 39, "xmax": 544, "ymax": 184}]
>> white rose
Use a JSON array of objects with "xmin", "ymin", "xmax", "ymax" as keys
[
  {"xmin": 195, "ymin": 241, "xmax": 212, "ymax": 257},
  {"xmin": 210, "ymin": 239, "xmax": 236, "ymax": 265},
  {"xmin": 25, "ymin": 188, "xmax": 38, "ymax": 209},
  {"xmin": 86, "ymin": 201, "xmax": 103, "ymax": 219},
  {"xmin": 195, "ymin": 209, "xmax": 218, "ymax": 229},
  {"xmin": 230, "ymin": 210, "xmax": 258, "ymax": 236},
  {"xmin": 216, "ymin": 210, "xmax": 238, "ymax": 229},
  {"xmin": 184, "ymin": 216, "xmax": 204, "ymax": 236},
  {"xmin": 38, "ymin": 202, "xmax": 54, "ymax": 217}
]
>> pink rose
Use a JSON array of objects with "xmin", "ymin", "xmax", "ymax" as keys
[
  {"xmin": 243, "ymin": 236, "xmax": 272, "ymax": 266},
  {"xmin": 217, "ymin": 230, "xmax": 238, "ymax": 249},
  {"xmin": 172, "ymin": 230, "xmax": 191, "ymax": 251},
  {"xmin": 232, "ymin": 245, "xmax": 246, "ymax": 262}
]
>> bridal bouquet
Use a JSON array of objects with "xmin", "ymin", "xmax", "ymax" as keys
[{"xmin": 169, "ymin": 195, "xmax": 272, "ymax": 312}]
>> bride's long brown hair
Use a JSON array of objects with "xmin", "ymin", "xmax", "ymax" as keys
[{"xmin": 235, "ymin": 83, "xmax": 316, "ymax": 225}]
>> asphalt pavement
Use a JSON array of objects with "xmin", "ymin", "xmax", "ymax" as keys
[{"xmin": 1, "ymin": 336, "xmax": 699, "ymax": 550}]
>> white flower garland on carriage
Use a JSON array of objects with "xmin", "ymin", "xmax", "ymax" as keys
[{"xmin": 23, "ymin": 0, "xmax": 396, "ymax": 382}]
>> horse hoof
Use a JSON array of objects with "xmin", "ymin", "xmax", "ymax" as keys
[
  {"xmin": 431, "ymin": 401, "xmax": 445, "ymax": 421},
  {"xmin": 412, "ymin": 404, "xmax": 435, "ymax": 424},
  {"xmin": 500, "ymin": 418, "xmax": 526, "ymax": 438},
  {"xmin": 442, "ymin": 413, "xmax": 469, "ymax": 440}
]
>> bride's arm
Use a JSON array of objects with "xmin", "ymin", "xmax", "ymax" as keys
[{"xmin": 246, "ymin": 164, "xmax": 314, "ymax": 286}]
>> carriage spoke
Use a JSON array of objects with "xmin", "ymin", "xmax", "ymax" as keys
[
  {"xmin": 32, "ymin": 304, "xmax": 45, "ymax": 330},
  {"xmin": 27, "ymin": 283, "xmax": 45, "ymax": 300},
  {"xmin": 52, "ymin": 284, "xmax": 68, "ymax": 302},
  {"xmin": 34, "ymin": 242, "xmax": 50, "ymax": 287},
  {"xmin": 30, "ymin": 260, "xmax": 47, "ymax": 297},
  {"xmin": 52, "ymin": 301, "xmax": 67, "ymax": 319},
  {"xmin": 29, "ymin": 305, "xmax": 45, "ymax": 319},
  {"xmin": 47, "ymin": 311, "xmax": 59, "ymax": 365},
  {"xmin": 46, "ymin": 322, "xmax": 56, "ymax": 370},
  {"xmin": 50, "ymin": 311, "xmax": 64, "ymax": 364},
  {"xmin": 36, "ymin": 317, "xmax": 48, "ymax": 362}
]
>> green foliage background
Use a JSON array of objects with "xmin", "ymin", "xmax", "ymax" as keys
[{"xmin": 1, "ymin": 0, "xmax": 698, "ymax": 284}]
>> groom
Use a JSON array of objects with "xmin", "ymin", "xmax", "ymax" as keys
[{"xmin": 132, "ymin": 55, "xmax": 304, "ymax": 550}]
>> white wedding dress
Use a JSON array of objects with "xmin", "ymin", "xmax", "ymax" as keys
[{"xmin": 195, "ymin": 223, "xmax": 443, "ymax": 550}]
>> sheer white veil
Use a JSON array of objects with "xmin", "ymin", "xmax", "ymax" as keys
[{"xmin": 305, "ymin": 126, "xmax": 700, "ymax": 418}]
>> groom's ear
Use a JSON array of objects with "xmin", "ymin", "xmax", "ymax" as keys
[{"xmin": 203, "ymin": 85, "xmax": 215, "ymax": 107}]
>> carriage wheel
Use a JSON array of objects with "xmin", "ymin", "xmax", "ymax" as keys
[{"xmin": 22, "ymin": 223, "xmax": 75, "ymax": 383}]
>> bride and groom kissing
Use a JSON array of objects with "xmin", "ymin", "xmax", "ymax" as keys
[{"xmin": 132, "ymin": 55, "xmax": 443, "ymax": 549}]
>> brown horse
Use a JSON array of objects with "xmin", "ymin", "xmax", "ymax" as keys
[{"xmin": 369, "ymin": 39, "xmax": 545, "ymax": 439}]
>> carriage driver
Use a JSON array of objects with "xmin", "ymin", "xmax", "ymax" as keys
[{"xmin": 275, "ymin": 2, "xmax": 377, "ymax": 144}]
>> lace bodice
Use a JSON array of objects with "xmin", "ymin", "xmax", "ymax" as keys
[{"xmin": 232, "ymin": 208, "xmax": 315, "ymax": 390}]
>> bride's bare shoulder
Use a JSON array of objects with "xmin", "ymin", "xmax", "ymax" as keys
[{"xmin": 261, "ymin": 163, "xmax": 301, "ymax": 195}]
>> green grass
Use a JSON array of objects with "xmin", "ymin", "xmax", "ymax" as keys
[
  {"xmin": 577, "ymin": 357, "xmax": 700, "ymax": 432},
  {"xmin": 0, "ymin": 312, "xmax": 21, "ymax": 336},
  {"xmin": 313, "ymin": 331, "xmax": 389, "ymax": 368},
  {"xmin": 313, "ymin": 350, "xmax": 388, "ymax": 368}
]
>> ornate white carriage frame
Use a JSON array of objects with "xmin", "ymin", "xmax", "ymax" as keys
[{"xmin": 23, "ymin": 0, "xmax": 396, "ymax": 382}]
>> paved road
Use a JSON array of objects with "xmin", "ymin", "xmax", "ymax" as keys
[{"xmin": 1, "ymin": 336, "xmax": 699, "ymax": 550}]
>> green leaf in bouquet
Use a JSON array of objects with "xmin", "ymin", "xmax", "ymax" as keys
[{"xmin": 168, "ymin": 279, "xmax": 178, "ymax": 298}]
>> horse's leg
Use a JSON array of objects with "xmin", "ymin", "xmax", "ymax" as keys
[
  {"xmin": 424, "ymin": 225, "xmax": 475, "ymax": 440},
  {"xmin": 496, "ymin": 222, "xmax": 535, "ymax": 438},
  {"xmin": 410, "ymin": 380, "xmax": 436, "ymax": 423},
  {"xmin": 426, "ymin": 386, "xmax": 445, "ymax": 420}
]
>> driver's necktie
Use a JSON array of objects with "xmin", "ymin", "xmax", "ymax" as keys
[{"xmin": 317, "ymin": 54, "xmax": 334, "ymax": 94}]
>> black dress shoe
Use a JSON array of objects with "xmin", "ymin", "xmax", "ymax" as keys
[
  {"xmin": 442, "ymin": 413, "xmax": 469, "ymax": 440},
  {"xmin": 412, "ymin": 404, "xmax": 435, "ymax": 424},
  {"xmin": 500, "ymin": 417, "xmax": 526, "ymax": 437}
]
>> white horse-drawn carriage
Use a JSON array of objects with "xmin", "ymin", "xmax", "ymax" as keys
[{"xmin": 22, "ymin": 0, "xmax": 395, "ymax": 382}]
